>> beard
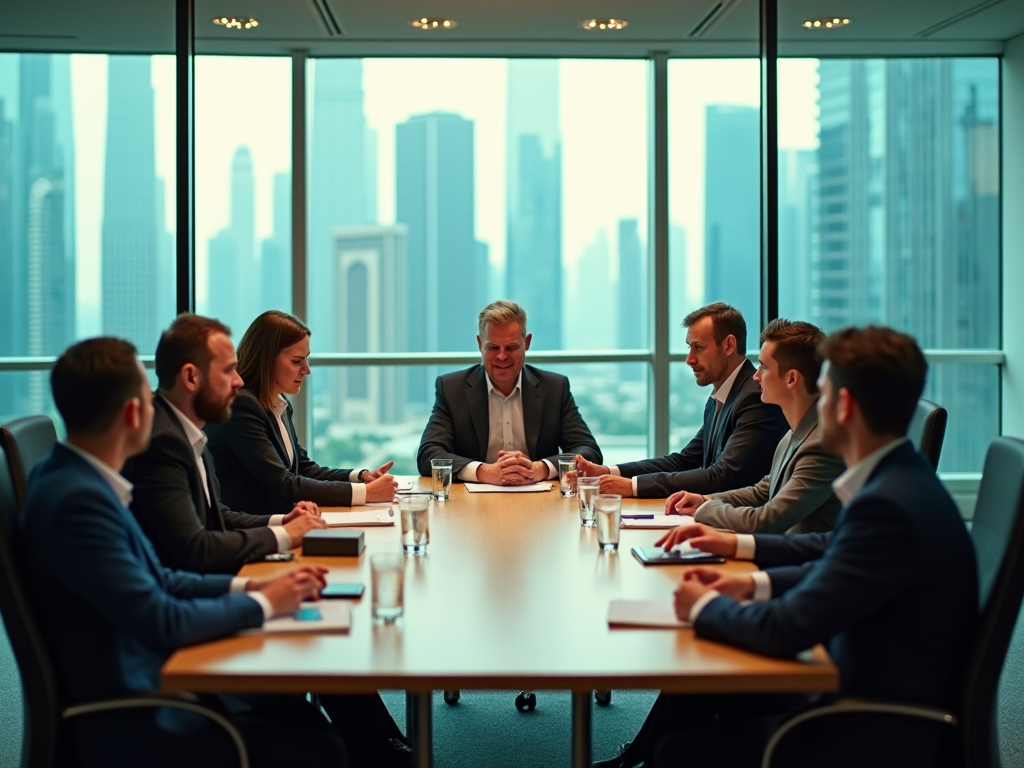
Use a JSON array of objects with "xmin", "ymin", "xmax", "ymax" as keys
[{"xmin": 194, "ymin": 379, "xmax": 235, "ymax": 424}]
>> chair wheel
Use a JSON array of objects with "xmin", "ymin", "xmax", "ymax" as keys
[
  {"xmin": 443, "ymin": 689, "xmax": 460, "ymax": 705},
  {"xmin": 514, "ymin": 691, "xmax": 537, "ymax": 712},
  {"xmin": 595, "ymin": 690, "xmax": 612, "ymax": 706}
]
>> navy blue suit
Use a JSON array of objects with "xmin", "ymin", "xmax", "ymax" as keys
[{"xmin": 19, "ymin": 445, "xmax": 348, "ymax": 767}]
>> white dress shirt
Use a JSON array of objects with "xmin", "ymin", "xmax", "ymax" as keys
[
  {"xmin": 63, "ymin": 441, "xmax": 270, "ymax": 618},
  {"xmin": 689, "ymin": 436, "xmax": 911, "ymax": 623},
  {"xmin": 458, "ymin": 371, "xmax": 557, "ymax": 482},
  {"xmin": 612, "ymin": 358, "xmax": 747, "ymax": 495},
  {"xmin": 163, "ymin": 398, "xmax": 290, "ymax": 553}
]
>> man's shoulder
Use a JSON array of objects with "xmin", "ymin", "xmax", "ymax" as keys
[
  {"xmin": 522, "ymin": 364, "xmax": 569, "ymax": 389},
  {"xmin": 24, "ymin": 449, "xmax": 117, "ymax": 526},
  {"xmin": 436, "ymin": 365, "xmax": 484, "ymax": 388}
]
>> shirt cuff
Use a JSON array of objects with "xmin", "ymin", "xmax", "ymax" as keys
[
  {"xmin": 542, "ymin": 459, "xmax": 557, "ymax": 480},
  {"xmin": 229, "ymin": 577, "xmax": 249, "ymax": 593},
  {"xmin": 351, "ymin": 483, "xmax": 367, "ymax": 506},
  {"xmin": 610, "ymin": 465, "xmax": 622, "ymax": 476},
  {"xmin": 751, "ymin": 571, "xmax": 773, "ymax": 601},
  {"xmin": 270, "ymin": 526, "xmax": 291, "ymax": 552},
  {"xmin": 688, "ymin": 589, "xmax": 721, "ymax": 623},
  {"xmin": 458, "ymin": 461, "xmax": 482, "ymax": 482},
  {"xmin": 349, "ymin": 469, "xmax": 362, "ymax": 482},
  {"xmin": 632, "ymin": 476, "xmax": 638, "ymax": 497},
  {"xmin": 267, "ymin": 514, "xmax": 284, "ymax": 526},
  {"xmin": 734, "ymin": 534, "xmax": 757, "ymax": 560},
  {"xmin": 247, "ymin": 590, "xmax": 275, "ymax": 622}
]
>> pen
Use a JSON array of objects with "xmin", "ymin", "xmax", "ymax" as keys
[{"xmin": 621, "ymin": 514, "xmax": 654, "ymax": 520}]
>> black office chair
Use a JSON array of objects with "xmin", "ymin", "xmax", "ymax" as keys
[
  {"xmin": 1, "ymin": 415, "xmax": 58, "ymax": 508},
  {"xmin": 908, "ymin": 399, "xmax": 948, "ymax": 471},
  {"xmin": 0, "ymin": 442, "xmax": 250, "ymax": 768},
  {"xmin": 761, "ymin": 436, "xmax": 1024, "ymax": 768}
]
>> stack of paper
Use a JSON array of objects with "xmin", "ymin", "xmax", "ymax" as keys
[
  {"xmin": 464, "ymin": 482, "xmax": 553, "ymax": 493},
  {"xmin": 607, "ymin": 600, "xmax": 690, "ymax": 629},
  {"xmin": 321, "ymin": 510, "xmax": 396, "ymax": 527},
  {"xmin": 620, "ymin": 514, "xmax": 694, "ymax": 529},
  {"xmin": 243, "ymin": 601, "xmax": 352, "ymax": 634}
]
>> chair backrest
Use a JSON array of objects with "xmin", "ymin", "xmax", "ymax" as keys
[
  {"xmin": 0, "ymin": 416, "xmax": 58, "ymax": 508},
  {"xmin": 907, "ymin": 399, "xmax": 948, "ymax": 471},
  {"xmin": 960, "ymin": 437, "xmax": 1024, "ymax": 768}
]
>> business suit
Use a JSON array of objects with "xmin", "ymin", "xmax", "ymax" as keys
[
  {"xmin": 693, "ymin": 404, "xmax": 844, "ymax": 534},
  {"xmin": 123, "ymin": 394, "xmax": 278, "ymax": 574},
  {"xmin": 638, "ymin": 441, "xmax": 977, "ymax": 768},
  {"xmin": 206, "ymin": 388, "xmax": 357, "ymax": 515},
  {"xmin": 416, "ymin": 363, "xmax": 602, "ymax": 477},
  {"xmin": 617, "ymin": 359, "xmax": 789, "ymax": 498},
  {"xmin": 19, "ymin": 444, "xmax": 347, "ymax": 768}
]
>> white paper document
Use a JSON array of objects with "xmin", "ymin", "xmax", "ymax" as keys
[
  {"xmin": 464, "ymin": 482, "xmax": 553, "ymax": 493},
  {"xmin": 620, "ymin": 514, "xmax": 694, "ymax": 529},
  {"xmin": 607, "ymin": 600, "xmax": 690, "ymax": 629},
  {"xmin": 243, "ymin": 600, "xmax": 352, "ymax": 634},
  {"xmin": 322, "ymin": 510, "xmax": 396, "ymax": 527}
]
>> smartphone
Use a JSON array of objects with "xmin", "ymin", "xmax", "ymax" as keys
[
  {"xmin": 293, "ymin": 607, "xmax": 323, "ymax": 621},
  {"xmin": 320, "ymin": 582, "xmax": 365, "ymax": 599},
  {"xmin": 264, "ymin": 553, "xmax": 295, "ymax": 562}
]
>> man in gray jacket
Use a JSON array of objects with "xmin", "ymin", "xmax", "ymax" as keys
[{"xmin": 662, "ymin": 319, "xmax": 844, "ymax": 534}]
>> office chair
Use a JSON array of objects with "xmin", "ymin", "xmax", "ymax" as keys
[
  {"xmin": 908, "ymin": 399, "xmax": 948, "ymax": 471},
  {"xmin": 0, "ymin": 443, "xmax": 250, "ymax": 768},
  {"xmin": 761, "ymin": 436, "xmax": 1024, "ymax": 768},
  {"xmin": 1, "ymin": 415, "xmax": 58, "ymax": 508}
]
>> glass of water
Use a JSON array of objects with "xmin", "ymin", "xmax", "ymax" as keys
[
  {"xmin": 371, "ymin": 552, "xmax": 405, "ymax": 624},
  {"xmin": 596, "ymin": 494, "xmax": 622, "ymax": 552},
  {"xmin": 578, "ymin": 476, "xmax": 601, "ymax": 527},
  {"xmin": 398, "ymin": 492, "xmax": 431, "ymax": 555},
  {"xmin": 558, "ymin": 454, "xmax": 578, "ymax": 498},
  {"xmin": 431, "ymin": 458, "xmax": 453, "ymax": 501}
]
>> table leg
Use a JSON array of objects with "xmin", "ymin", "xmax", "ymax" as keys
[
  {"xmin": 408, "ymin": 690, "xmax": 433, "ymax": 768},
  {"xmin": 571, "ymin": 691, "xmax": 592, "ymax": 768}
]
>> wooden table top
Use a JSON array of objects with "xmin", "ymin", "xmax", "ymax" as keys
[{"xmin": 162, "ymin": 479, "xmax": 837, "ymax": 696}]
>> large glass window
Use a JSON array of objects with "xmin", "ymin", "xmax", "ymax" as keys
[{"xmin": 0, "ymin": 53, "xmax": 175, "ymax": 418}]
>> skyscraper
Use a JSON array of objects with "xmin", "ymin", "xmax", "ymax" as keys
[
  {"xmin": 617, "ymin": 218, "xmax": 645, "ymax": 352},
  {"xmin": 102, "ymin": 55, "xmax": 157, "ymax": 353},
  {"xmin": 260, "ymin": 171, "xmax": 291, "ymax": 312},
  {"xmin": 506, "ymin": 60, "xmax": 562, "ymax": 349},
  {"xmin": 703, "ymin": 105, "xmax": 759, "ymax": 325},
  {"xmin": 206, "ymin": 146, "xmax": 255, "ymax": 333},
  {"xmin": 778, "ymin": 149, "xmax": 819, "ymax": 323},
  {"xmin": 568, "ymin": 230, "xmax": 614, "ymax": 350}
]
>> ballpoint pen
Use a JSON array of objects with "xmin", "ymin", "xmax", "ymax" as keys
[{"xmin": 621, "ymin": 514, "xmax": 655, "ymax": 519}]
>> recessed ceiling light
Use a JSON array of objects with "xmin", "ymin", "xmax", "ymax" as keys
[
  {"xmin": 802, "ymin": 17, "xmax": 851, "ymax": 29},
  {"xmin": 580, "ymin": 18, "xmax": 628, "ymax": 31},
  {"xmin": 411, "ymin": 17, "xmax": 458, "ymax": 30},
  {"xmin": 212, "ymin": 17, "xmax": 259, "ymax": 30}
]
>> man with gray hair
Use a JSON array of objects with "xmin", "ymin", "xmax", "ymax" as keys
[{"xmin": 417, "ymin": 300, "xmax": 602, "ymax": 484}]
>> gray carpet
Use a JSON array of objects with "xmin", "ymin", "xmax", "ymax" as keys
[{"xmin": 1, "ymin": 612, "xmax": 1023, "ymax": 768}]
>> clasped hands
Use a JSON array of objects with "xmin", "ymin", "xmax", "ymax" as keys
[{"xmin": 476, "ymin": 450, "xmax": 549, "ymax": 486}]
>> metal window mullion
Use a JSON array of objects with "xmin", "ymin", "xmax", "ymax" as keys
[
  {"xmin": 175, "ymin": 0, "xmax": 195, "ymax": 314},
  {"xmin": 760, "ymin": 0, "xmax": 779, "ymax": 328},
  {"xmin": 650, "ymin": 53, "xmax": 670, "ymax": 457},
  {"xmin": 291, "ymin": 51, "xmax": 309, "ymax": 442}
]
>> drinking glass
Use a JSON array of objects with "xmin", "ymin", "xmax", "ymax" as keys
[
  {"xmin": 596, "ymin": 494, "xmax": 622, "ymax": 551},
  {"xmin": 371, "ymin": 552, "xmax": 405, "ymax": 623},
  {"xmin": 431, "ymin": 458, "xmax": 453, "ymax": 501},
  {"xmin": 578, "ymin": 477, "xmax": 601, "ymax": 527},
  {"xmin": 398, "ymin": 493, "xmax": 431, "ymax": 555},
  {"xmin": 558, "ymin": 454, "xmax": 578, "ymax": 498}
]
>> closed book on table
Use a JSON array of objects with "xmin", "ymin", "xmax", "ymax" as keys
[{"xmin": 302, "ymin": 529, "xmax": 365, "ymax": 556}]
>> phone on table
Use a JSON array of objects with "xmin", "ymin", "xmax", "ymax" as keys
[
  {"xmin": 264, "ymin": 553, "xmax": 295, "ymax": 562},
  {"xmin": 320, "ymin": 582, "xmax": 365, "ymax": 599}
]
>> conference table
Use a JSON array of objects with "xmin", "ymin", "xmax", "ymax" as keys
[{"xmin": 162, "ymin": 478, "xmax": 837, "ymax": 768}]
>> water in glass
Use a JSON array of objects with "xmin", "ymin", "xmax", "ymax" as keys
[
  {"xmin": 558, "ymin": 455, "xmax": 578, "ymax": 498},
  {"xmin": 578, "ymin": 477, "xmax": 601, "ymax": 527},
  {"xmin": 371, "ymin": 553, "xmax": 405, "ymax": 623},
  {"xmin": 431, "ymin": 460, "xmax": 453, "ymax": 501},
  {"xmin": 596, "ymin": 494, "xmax": 622, "ymax": 551},
  {"xmin": 399, "ymin": 494, "xmax": 430, "ymax": 555}
]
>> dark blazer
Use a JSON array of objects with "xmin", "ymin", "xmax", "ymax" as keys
[
  {"xmin": 19, "ymin": 445, "xmax": 262, "ymax": 742},
  {"xmin": 206, "ymin": 388, "xmax": 357, "ymax": 515},
  {"xmin": 695, "ymin": 441, "xmax": 977, "ymax": 708},
  {"xmin": 617, "ymin": 359, "xmax": 788, "ymax": 497},
  {"xmin": 695, "ymin": 404, "xmax": 844, "ymax": 534},
  {"xmin": 122, "ymin": 393, "xmax": 278, "ymax": 574},
  {"xmin": 417, "ymin": 364, "xmax": 602, "ymax": 477}
]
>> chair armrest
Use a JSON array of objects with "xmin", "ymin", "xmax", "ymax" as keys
[
  {"xmin": 62, "ymin": 691, "xmax": 249, "ymax": 768},
  {"xmin": 761, "ymin": 698, "xmax": 957, "ymax": 768}
]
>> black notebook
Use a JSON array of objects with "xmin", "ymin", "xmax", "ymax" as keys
[{"xmin": 631, "ymin": 546, "xmax": 726, "ymax": 566}]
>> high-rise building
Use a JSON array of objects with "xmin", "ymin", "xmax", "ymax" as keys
[
  {"xmin": 260, "ymin": 171, "xmax": 291, "ymax": 313},
  {"xmin": 206, "ymin": 146, "xmax": 255, "ymax": 333},
  {"xmin": 155, "ymin": 178, "xmax": 176, "ymax": 330},
  {"xmin": 506, "ymin": 60, "xmax": 562, "ymax": 349},
  {"xmin": 778, "ymin": 149, "xmax": 819, "ymax": 324},
  {"xmin": 308, "ymin": 59, "xmax": 375, "ymax": 351},
  {"xmin": 569, "ymin": 230, "xmax": 614, "ymax": 350},
  {"xmin": 102, "ymin": 56, "xmax": 157, "ymax": 353},
  {"xmin": 617, "ymin": 218, "xmax": 645, "ymax": 352},
  {"xmin": 332, "ymin": 225, "xmax": 408, "ymax": 425},
  {"xmin": 704, "ymin": 105, "xmax": 760, "ymax": 326}
]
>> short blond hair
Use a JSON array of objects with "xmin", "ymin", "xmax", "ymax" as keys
[{"xmin": 477, "ymin": 300, "xmax": 528, "ymax": 337}]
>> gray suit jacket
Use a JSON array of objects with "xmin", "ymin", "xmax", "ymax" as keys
[{"xmin": 693, "ymin": 404, "xmax": 845, "ymax": 534}]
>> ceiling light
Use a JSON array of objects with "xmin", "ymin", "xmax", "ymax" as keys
[
  {"xmin": 580, "ymin": 18, "xmax": 628, "ymax": 30},
  {"xmin": 411, "ymin": 17, "xmax": 458, "ymax": 30},
  {"xmin": 802, "ymin": 17, "xmax": 851, "ymax": 29},
  {"xmin": 212, "ymin": 17, "xmax": 259, "ymax": 30}
]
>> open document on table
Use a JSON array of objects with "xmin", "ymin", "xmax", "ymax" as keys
[
  {"xmin": 620, "ymin": 514, "xmax": 694, "ymax": 529},
  {"xmin": 464, "ymin": 482, "xmax": 553, "ymax": 493},
  {"xmin": 242, "ymin": 601, "xmax": 352, "ymax": 634},
  {"xmin": 322, "ymin": 509, "xmax": 396, "ymax": 527}
]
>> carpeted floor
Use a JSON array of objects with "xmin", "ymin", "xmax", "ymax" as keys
[{"xmin": 1, "ymin": 610, "xmax": 1023, "ymax": 768}]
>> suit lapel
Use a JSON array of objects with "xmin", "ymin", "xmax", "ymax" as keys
[
  {"xmin": 465, "ymin": 367, "xmax": 490, "ymax": 460},
  {"xmin": 200, "ymin": 450, "xmax": 225, "ymax": 530},
  {"xmin": 701, "ymin": 398, "xmax": 716, "ymax": 466},
  {"xmin": 769, "ymin": 404, "xmax": 820, "ymax": 496},
  {"xmin": 522, "ymin": 366, "xmax": 543, "ymax": 458},
  {"xmin": 155, "ymin": 394, "xmax": 213, "ymax": 528},
  {"xmin": 283, "ymin": 400, "xmax": 300, "ymax": 472}
]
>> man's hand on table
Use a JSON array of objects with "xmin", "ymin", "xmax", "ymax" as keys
[
  {"xmin": 673, "ymin": 568, "xmax": 755, "ymax": 621},
  {"xmin": 283, "ymin": 513, "xmax": 327, "ymax": 548},
  {"xmin": 574, "ymin": 455, "xmax": 609, "ymax": 477},
  {"xmin": 664, "ymin": 490, "xmax": 708, "ymax": 516},
  {"xmin": 361, "ymin": 461, "xmax": 394, "ymax": 481},
  {"xmin": 283, "ymin": 501, "xmax": 320, "ymax": 522},
  {"xmin": 365, "ymin": 473, "xmax": 399, "ymax": 502},
  {"xmin": 476, "ymin": 451, "xmax": 547, "ymax": 485},
  {"xmin": 655, "ymin": 523, "xmax": 738, "ymax": 557},
  {"xmin": 249, "ymin": 566, "xmax": 329, "ymax": 618}
]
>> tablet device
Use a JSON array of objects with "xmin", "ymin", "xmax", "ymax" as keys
[
  {"xmin": 631, "ymin": 546, "xmax": 726, "ymax": 566},
  {"xmin": 320, "ymin": 582, "xmax": 365, "ymax": 599}
]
